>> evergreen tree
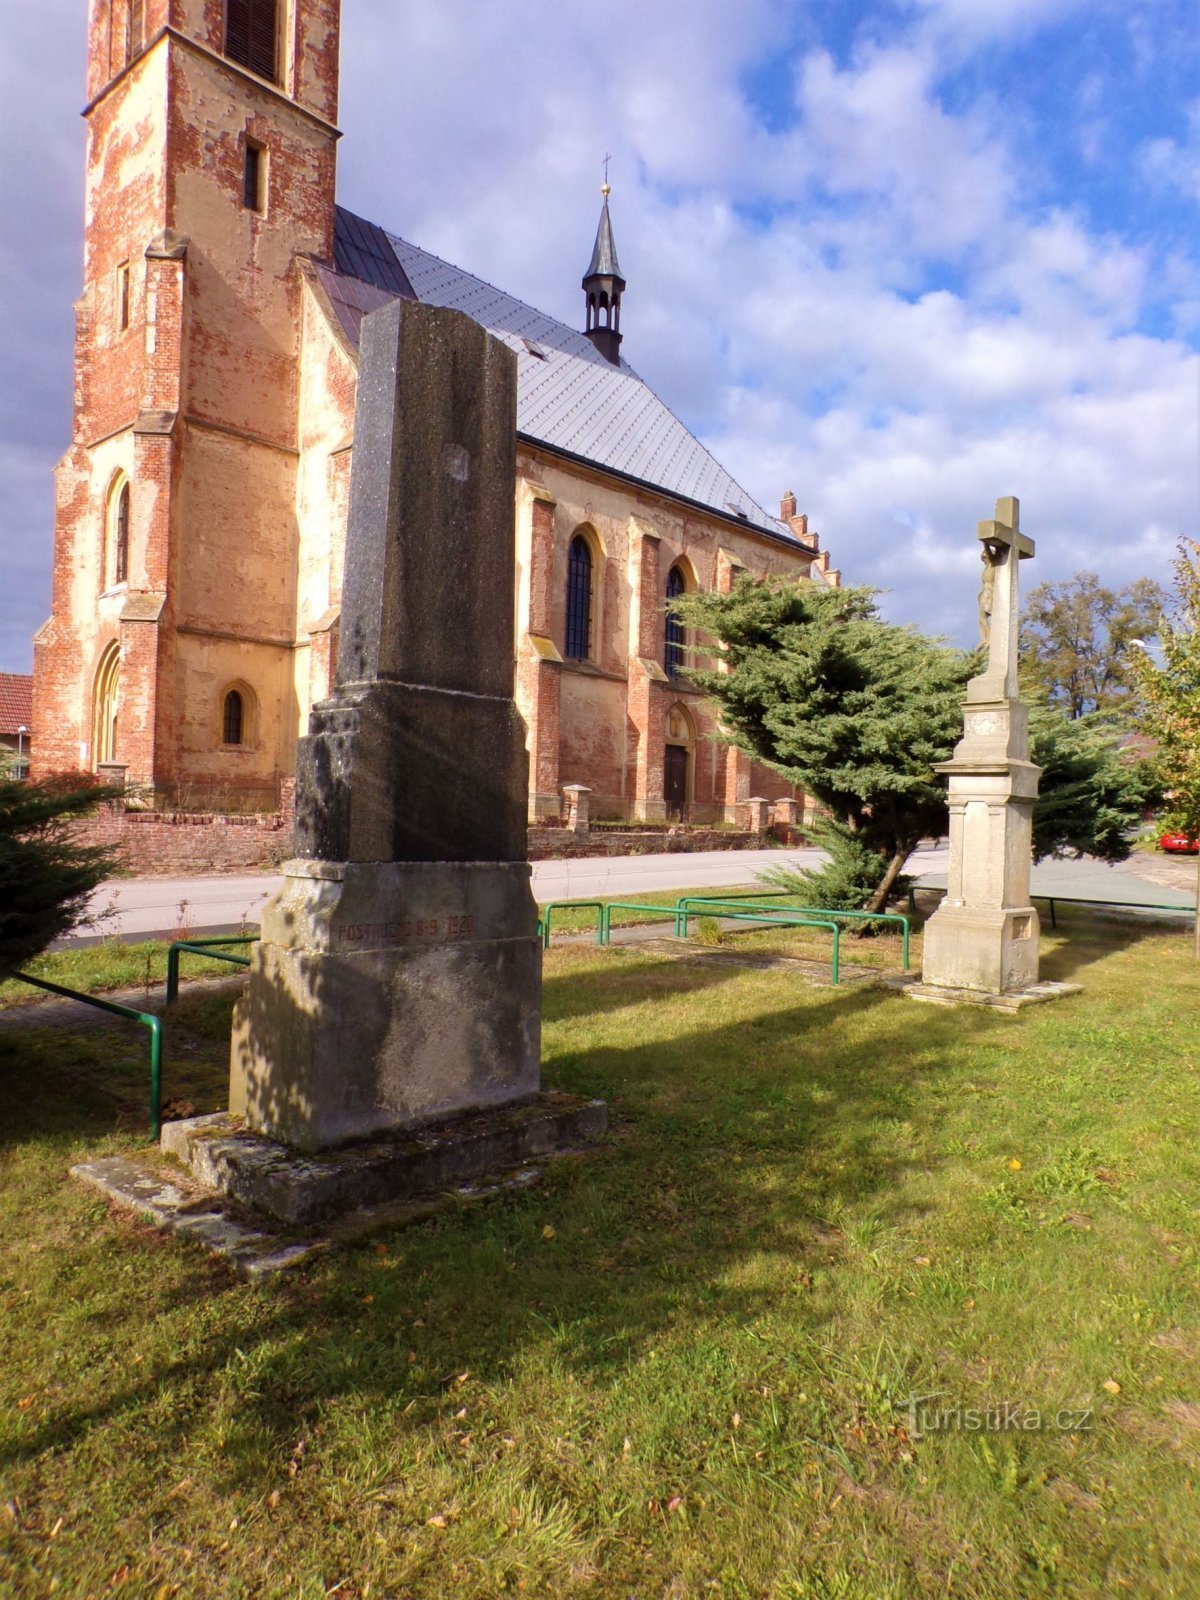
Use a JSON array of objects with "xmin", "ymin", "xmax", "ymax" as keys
[
  {"xmin": 675, "ymin": 577, "xmax": 1152, "ymax": 912},
  {"xmin": 0, "ymin": 776, "xmax": 116, "ymax": 976}
]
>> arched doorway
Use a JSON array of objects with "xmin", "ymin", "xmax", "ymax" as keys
[
  {"xmin": 92, "ymin": 642, "xmax": 120, "ymax": 767},
  {"xmin": 664, "ymin": 702, "xmax": 694, "ymax": 821}
]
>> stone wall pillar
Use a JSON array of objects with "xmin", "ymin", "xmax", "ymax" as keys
[
  {"xmin": 773, "ymin": 797, "xmax": 799, "ymax": 828},
  {"xmin": 627, "ymin": 519, "xmax": 668, "ymax": 821},
  {"xmin": 518, "ymin": 482, "xmax": 564, "ymax": 821},
  {"xmin": 563, "ymin": 783, "xmax": 591, "ymax": 837},
  {"xmin": 723, "ymin": 746, "xmax": 752, "ymax": 824},
  {"xmin": 746, "ymin": 796, "xmax": 770, "ymax": 834}
]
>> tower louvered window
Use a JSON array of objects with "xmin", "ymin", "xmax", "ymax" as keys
[
  {"xmin": 225, "ymin": 0, "xmax": 279, "ymax": 82},
  {"xmin": 565, "ymin": 536, "xmax": 593, "ymax": 661}
]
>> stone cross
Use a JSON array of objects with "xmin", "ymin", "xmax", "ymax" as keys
[{"xmin": 973, "ymin": 495, "xmax": 1034, "ymax": 702}]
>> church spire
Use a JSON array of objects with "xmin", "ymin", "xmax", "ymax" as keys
[{"xmin": 582, "ymin": 175, "xmax": 625, "ymax": 364}]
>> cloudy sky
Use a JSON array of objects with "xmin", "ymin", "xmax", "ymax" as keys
[{"xmin": 1, "ymin": 0, "xmax": 1196, "ymax": 673}]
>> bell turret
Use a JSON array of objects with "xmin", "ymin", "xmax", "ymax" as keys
[{"xmin": 582, "ymin": 183, "xmax": 625, "ymax": 364}]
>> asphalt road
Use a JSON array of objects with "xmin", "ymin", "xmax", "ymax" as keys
[{"xmin": 62, "ymin": 842, "xmax": 1192, "ymax": 945}]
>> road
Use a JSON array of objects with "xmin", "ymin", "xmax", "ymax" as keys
[{"xmin": 62, "ymin": 842, "xmax": 1192, "ymax": 945}]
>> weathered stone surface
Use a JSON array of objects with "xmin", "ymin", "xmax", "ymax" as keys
[
  {"xmin": 228, "ymin": 297, "xmax": 556, "ymax": 1157},
  {"xmin": 165, "ymin": 1094, "xmax": 606, "ymax": 1226},
  {"xmin": 230, "ymin": 860, "xmax": 542, "ymax": 1150},
  {"xmin": 296, "ymin": 300, "xmax": 524, "ymax": 866},
  {"xmin": 296, "ymin": 681, "xmax": 529, "ymax": 864},
  {"xmin": 899, "ymin": 978, "xmax": 1083, "ymax": 1012}
]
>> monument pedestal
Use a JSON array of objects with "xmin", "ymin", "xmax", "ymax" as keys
[{"xmin": 229, "ymin": 859, "xmax": 543, "ymax": 1152}]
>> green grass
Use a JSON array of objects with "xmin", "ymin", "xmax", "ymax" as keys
[
  {"xmin": 0, "ymin": 941, "xmax": 245, "ymax": 1009},
  {"xmin": 1, "ymin": 911, "xmax": 1198, "ymax": 1596}
]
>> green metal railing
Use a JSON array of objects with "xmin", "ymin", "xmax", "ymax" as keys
[
  {"xmin": 678, "ymin": 896, "xmax": 911, "ymax": 972},
  {"xmin": 599, "ymin": 901, "xmax": 686, "ymax": 942},
  {"xmin": 540, "ymin": 900, "xmax": 607, "ymax": 950},
  {"xmin": 674, "ymin": 899, "xmax": 843, "ymax": 984},
  {"xmin": 165, "ymin": 935, "xmax": 257, "ymax": 1005},
  {"xmin": 10, "ymin": 972, "xmax": 164, "ymax": 1140},
  {"xmin": 907, "ymin": 884, "xmax": 1193, "ymax": 932}
]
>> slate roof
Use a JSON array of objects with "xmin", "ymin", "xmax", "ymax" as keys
[
  {"xmin": 315, "ymin": 207, "xmax": 795, "ymax": 543},
  {"xmin": 0, "ymin": 673, "xmax": 33, "ymax": 737},
  {"xmin": 584, "ymin": 196, "xmax": 623, "ymax": 283}
]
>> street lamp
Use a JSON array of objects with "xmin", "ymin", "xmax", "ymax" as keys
[{"xmin": 16, "ymin": 725, "xmax": 28, "ymax": 779}]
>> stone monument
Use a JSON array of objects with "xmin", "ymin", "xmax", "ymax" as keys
[
  {"xmin": 909, "ymin": 497, "xmax": 1077, "ymax": 1009},
  {"xmin": 161, "ymin": 298, "xmax": 604, "ymax": 1226}
]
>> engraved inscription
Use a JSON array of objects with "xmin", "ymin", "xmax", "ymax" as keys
[{"xmin": 336, "ymin": 914, "xmax": 478, "ymax": 949}]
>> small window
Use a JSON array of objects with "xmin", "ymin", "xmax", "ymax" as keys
[
  {"xmin": 225, "ymin": 0, "xmax": 279, "ymax": 82},
  {"xmin": 116, "ymin": 262, "xmax": 131, "ymax": 332},
  {"xmin": 223, "ymin": 689, "xmax": 245, "ymax": 746},
  {"xmin": 665, "ymin": 565, "xmax": 686, "ymax": 678},
  {"xmin": 565, "ymin": 535, "xmax": 593, "ymax": 661},
  {"xmin": 243, "ymin": 140, "xmax": 265, "ymax": 212},
  {"xmin": 114, "ymin": 483, "xmax": 130, "ymax": 585}
]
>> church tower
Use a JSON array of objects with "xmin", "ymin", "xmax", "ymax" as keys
[
  {"xmin": 582, "ymin": 183, "xmax": 625, "ymax": 365},
  {"xmin": 34, "ymin": 0, "xmax": 341, "ymax": 797}
]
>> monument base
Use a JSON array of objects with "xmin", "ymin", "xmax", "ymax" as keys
[
  {"xmin": 899, "ymin": 977, "xmax": 1082, "ymax": 1012},
  {"xmin": 162, "ymin": 1092, "xmax": 607, "ymax": 1228},
  {"xmin": 230, "ymin": 858, "xmax": 542, "ymax": 1153},
  {"xmin": 919, "ymin": 902, "xmax": 1041, "ymax": 997}
]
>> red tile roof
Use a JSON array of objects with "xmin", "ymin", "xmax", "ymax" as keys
[{"xmin": 0, "ymin": 673, "xmax": 34, "ymax": 737}]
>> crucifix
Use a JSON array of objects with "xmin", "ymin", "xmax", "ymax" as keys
[
  {"xmin": 973, "ymin": 495, "xmax": 1034, "ymax": 701},
  {"xmin": 602, "ymin": 152, "xmax": 612, "ymax": 194}
]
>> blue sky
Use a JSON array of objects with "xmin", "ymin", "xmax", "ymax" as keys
[{"xmin": 1, "ymin": 0, "xmax": 1196, "ymax": 672}]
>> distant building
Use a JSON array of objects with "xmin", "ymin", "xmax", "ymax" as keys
[
  {"xmin": 0, "ymin": 673, "xmax": 33, "ymax": 778},
  {"xmin": 33, "ymin": 0, "xmax": 839, "ymax": 823}
]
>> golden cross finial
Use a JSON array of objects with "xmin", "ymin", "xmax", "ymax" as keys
[{"xmin": 601, "ymin": 152, "xmax": 612, "ymax": 197}]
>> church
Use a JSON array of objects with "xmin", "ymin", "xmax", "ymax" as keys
[{"xmin": 33, "ymin": 0, "xmax": 839, "ymax": 826}]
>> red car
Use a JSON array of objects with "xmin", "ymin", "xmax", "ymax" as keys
[{"xmin": 1160, "ymin": 831, "xmax": 1200, "ymax": 854}]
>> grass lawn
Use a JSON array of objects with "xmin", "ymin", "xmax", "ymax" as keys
[{"xmin": 0, "ymin": 911, "xmax": 1197, "ymax": 1597}]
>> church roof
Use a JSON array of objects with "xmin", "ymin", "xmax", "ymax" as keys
[
  {"xmin": 315, "ymin": 207, "xmax": 795, "ymax": 544},
  {"xmin": 584, "ymin": 194, "xmax": 623, "ymax": 283}
]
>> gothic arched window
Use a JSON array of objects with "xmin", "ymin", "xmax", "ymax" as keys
[
  {"xmin": 222, "ymin": 689, "xmax": 245, "ymax": 746},
  {"xmin": 93, "ymin": 643, "xmax": 120, "ymax": 767},
  {"xmin": 565, "ymin": 534, "xmax": 593, "ymax": 661},
  {"xmin": 114, "ymin": 483, "xmax": 130, "ymax": 585},
  {"xmin": 665, "ymin": 564, "xmax": 687, "ymax": 678}
]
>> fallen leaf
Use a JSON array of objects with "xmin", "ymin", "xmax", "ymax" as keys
[
  {"xmin": 731, "ymin": 1412, "xmax": 741, "ymax": 1429},
  {"xmin": 914, "ymin": 1257, "xmax": 931, "ymax": 1267},
  {"xmin": 267, "ymin": 1490, "xmax": 280, "ymax": 1509},
  {"xmin": 361, "ymin": 1295, "xmax": 374, "ymax": 1306},
  {"xmin": 1103, "ymin": 1380, "xmax": 1122, "ymax": 1396},
  {"xmin": 542, "ymin": 1225, "xmax": 556, "ymax": 1240},
  {"xmin": 1008, "ymin": 1158, "xmax": 1023, "ymax": 1171},
  {"xmin": 407, "ymin": 1350, "xmax": 417, "ymax": 1365},
  {"xmin": 426, "ymin": 1514, "xmax": 448, "ymax": 1529},
  {"xmin": 667, "ymin": 1495, "xmax": 683, "ymax": 1514}
]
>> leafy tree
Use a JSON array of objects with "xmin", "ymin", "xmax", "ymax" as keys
[
  {"xmin": 0, "ymin": 776, "xmax": 116, "ymax": 977},
  {"xmin": 1129, "ymin": 539, "xmax": 1200, "ymax": 958},
  {"xmin": 1021, "ymin": 571, "xmax": 1166, "ymax": 720},
  {"xmin": 674, "ymin": 577, "xmax": 1153, "ymax": 913}
]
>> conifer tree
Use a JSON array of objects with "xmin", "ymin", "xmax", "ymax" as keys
[
  {"xmin": 674, "ymin": 578, "xmax": 1152, "ymax": 912},
  {"xmin": 0, "ymin": 776, "xmax": 116, "ymax": 976}
]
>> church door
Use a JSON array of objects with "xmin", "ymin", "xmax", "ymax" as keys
[{"xmin": 664, "ymin": 743, "xmax": 689, "ymax": 820}]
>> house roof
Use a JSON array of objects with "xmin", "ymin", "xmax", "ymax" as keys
[
  {"xmin": 0, "ymin": 673, "xmax": 33, "ymax": 737},
  {"xmin": 315, "ymin": 207, "xmax": 797, "ymax": 544}
]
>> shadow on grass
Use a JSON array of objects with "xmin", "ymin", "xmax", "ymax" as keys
[{"xmin": 0, "ymin": 949, "xmax": 1025, "ymax": 1485}]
